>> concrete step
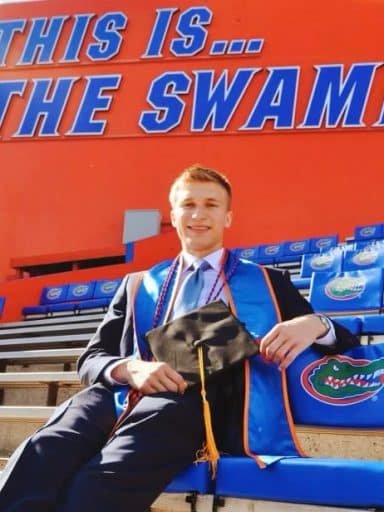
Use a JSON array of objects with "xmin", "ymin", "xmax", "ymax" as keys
[
  {"xmin": 0, "ymin": 402, "xmax": 382, "ymax": 461},
  {"xmin": 196, "ymin": 496, "xmax": 370, "ymax": 512},
  {"xmin": 23, "ymin": 309, "xmax": 107, "ymax": 320},
  {"xmin": 0, "ymin": 348, "xmax": 83, "ymax": 364},
  {"xmin": 0, "ymin": 313, "xmax": 104, "ymax": 330},
  {"xmin": 0, "ymin": 322, "xmax": 99, "ymax": 339},
  {"xmin": 0, "ymin": 333, "xmax": 89, "ymax": 350},
  {"xmin": 0, "ymin": 405, "xmax": 56, "ymax": 420},
  {"xmin": 0, "ymin": 371, "xmax": 79, "ymax": 386},
  {"xmin": 298, "ymin": 425, "xmax": 384, "ymax": 460}
]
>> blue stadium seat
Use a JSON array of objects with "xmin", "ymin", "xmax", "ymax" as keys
[
  {"xmin": 216, "ymin": 456, "xmax": 384, "ymax": 507},
  {"xmin": 22, "ymin": 305, "xmax": 49, "ymax": 316},
  {"xmin": 47, "ymin": 302, "xmax": 79, "ymax": 314},
  {"xmin": 66, "ymin": 281, "xmax": 96, "ymax": 302},
  {"xmin": 279, "ymin": 240, "xmax": 311, "ymax": 263},
  {"xmin": 165, "ymin": 462, "xmax": 213, "ymax": 494},
  {"xmin": 354, "ymin": 223, "xmax": 383, "ymax": 242},
  {"xmin": 343, "ymin": 245, "xmax": 384, "ymax": 271},
  {"xmin": 94, "ymin": 279, "xmax": 122, "ymax": 299},
  {"xmin": 309, "ymin": 268, "xmax": 383, "ymax": 314},
  {"xmin": 235, "ymin": 247, "xmax": 260, "ymax": 262},
  {"xmin": 291, "ymin": 277, "xmax": 311, "ymax": 290},
  {"xmin": 40, "ymin": 285, "xmax": 69, "ymax": 305},
  {"xmin": 77, "ymin": 298, "xmax": 111, "ymax": 311},
  {"xmin": 257, "ymin": 243, "xmax": 283, "ymax": 264},
  {"xmin": 217, "ymin": 343, "xmax": 384, "ymax": 508},
  {"xmin": 22, "ymin": 284, "xmax": 70, "ymax": 316},
  {"xmin": 300, "ymin": 250, "xmax": 343, "ymax": 278},
  {"xmin": 355, "ymin": 239, "xmax": 384, "ymax": 250},
  {"xmin": 309, "ymin": 235, "xmax": 338, "ymax": 253},
  {"xmin": 329, "ymin": 315, "xmax": 362, "ymax": 335},
  {"xmin": 76, "ymin": 279, "xmax": 123, "ymax": 311},
  {"xmin": 361, "ymin": 314, "xmax": 384, "ymax": 335}
]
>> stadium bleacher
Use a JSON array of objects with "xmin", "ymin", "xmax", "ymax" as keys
[
  {"xmin": 2, "ymin": 222, "xmax": 384, "ymax": 511},
  {"xmin": 22, "ymin": 278, "xmax": 122, "ymax": 318}
]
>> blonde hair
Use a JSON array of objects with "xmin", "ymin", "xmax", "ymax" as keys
[{"xmin": 169, "ymin": 164, "xmax": 232, "ymax": 208}]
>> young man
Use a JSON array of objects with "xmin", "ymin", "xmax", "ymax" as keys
[{"xmin": 0, "ymin": 164, "xmax": 358, "ymax": 511}]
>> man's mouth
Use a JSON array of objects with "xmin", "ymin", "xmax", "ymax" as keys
[{"xmin": 188, "ymin": 225, "xmax": 210, "ymax": 231}]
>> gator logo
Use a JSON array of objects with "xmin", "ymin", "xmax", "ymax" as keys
[
  {"xmin": 290, "ymin": 241, "xmax": 305, "ymax": 252},
  {"xmin": 324, "ymin": 275, "xmax": 366, "ymax": 300},
  {"xmin": 301, "ymin": 355, "xmax": 384, "ymax": 405},
  {"xmin": 73, "ymin": 285, "xmax": 89, "ymax": 297},
  {"xmin": 240, "ymin": 248, "xmax": 255, "ymax": 259},
  {"xmin": 360, "ymin": 226, "xmax": 376, "ymax": 237},
  {"xmin": 316, "ymin": 239, "xmax": 332, "ymax": 249},
  {"xmin": 46, "ymin": 288, "xmax": 63, "ymax": 300},
  {"xmin": 352, "ymin": 250, "xmax": 378, "ymax": 266},
  {"xmin": 310, "ymin": 253, "xmax": 334, "ymax": 270},
  {"xmin": 101, "ymin": 281, "xmax": 118, "ymax": 294},
  {"xmin": 265, "ymin": 245, "xmax": 279, "ymax": 255}
]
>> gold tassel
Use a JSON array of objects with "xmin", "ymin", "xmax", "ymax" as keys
[{"xmin": 195, "ymin": 344, "xmax": 220, "ymax": 478}]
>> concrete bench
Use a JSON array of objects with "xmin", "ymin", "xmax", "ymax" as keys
[
  {"xmin": 0, "ymin": 333, "xmax": 90, "ymax": 350},
  {"xmin": 0, "ymin": 371, "xmax": 78, "ymax": 385},
  {"xmin": 0, "ymin": 321, "xmax": 99, "ymax": 340},
  {"xmin": 0, "ymin": 348, "xmax": 83, "ymax": 365},
  {"xmin": 0, "ymin": 313, "xmax": 104, "ymax": 330},
  {"xmin": 0, "ymin": 405, "xmax": 55, "ymax": 420}
]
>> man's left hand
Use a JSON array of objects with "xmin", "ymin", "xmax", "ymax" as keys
[{"xmin": 259, "ymin": 314, "xmax": 329, "ymax": 370}]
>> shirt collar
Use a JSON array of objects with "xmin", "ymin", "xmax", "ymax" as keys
[{"xmin": 181, "ymin": 248, "xmax": 224, "ymax": 272}]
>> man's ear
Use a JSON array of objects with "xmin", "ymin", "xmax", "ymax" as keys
[
  {"xmin": 170, "ymin": 210, "xmax": 176, "ymax": 227},
  {"xmin": 225, "ymin": 210, "xmax": 233, "ymax": 228}
]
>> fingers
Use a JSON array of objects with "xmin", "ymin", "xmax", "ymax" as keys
[
  {"xmin": 127, "ymin": 360, "xmax": 188, "ymax": 395},
  {"xmin": 260, "ymin": 317, "xmax": 317, "ymax": 369}
]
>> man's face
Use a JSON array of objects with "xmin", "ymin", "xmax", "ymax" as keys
[{"xmin": 170, "ymin": 180, "xmax": 232, "ymax": 257}]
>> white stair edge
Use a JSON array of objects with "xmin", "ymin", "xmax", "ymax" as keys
[
  {"xmin": 0, "ymin": 405, "xmax": 55, "ymax": 419},
  {"xmin": 0, "ymin": 371, "xmax": 79, "ymax": 384},
  {"xmin": 0, "ymin": 347, "xmax": 83, "ymax": 360}
]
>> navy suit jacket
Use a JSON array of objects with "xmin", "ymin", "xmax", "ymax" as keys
[{"xmin": 77, "ymin": 265, "xmax": 359, "ymax": 387}]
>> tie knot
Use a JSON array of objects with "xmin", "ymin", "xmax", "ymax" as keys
[{"xmin": 192, "ymin": 259, "xmax": 210, "ymax": 272}]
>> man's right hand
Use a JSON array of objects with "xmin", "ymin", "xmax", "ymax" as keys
[{"xmin": 111, "ymin": 359, "xmax": 188, "ymax": 395}]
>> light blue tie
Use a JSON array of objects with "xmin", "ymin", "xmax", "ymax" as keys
[{"xmin": 173, "ymin": 260, "xmax": 210, "ymax": 318}]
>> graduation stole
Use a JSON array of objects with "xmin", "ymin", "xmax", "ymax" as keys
[{"xmin": 114, "ymin": 250, "xmax": 305, "ymax": 467}]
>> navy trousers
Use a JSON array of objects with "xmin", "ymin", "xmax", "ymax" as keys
[{"xmin": 0, "ymin": 382, "xmax": 209, "ymax": 512}]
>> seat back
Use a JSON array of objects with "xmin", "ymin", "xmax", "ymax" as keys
[
  {"xmin": 309, "ymin": 235, "xmax": 338, "ymax": 253},
  {"xmin": 40, "ymin": 285, "xmax": 69, "ymax": 305},
  {"xmin": 93, "ymin": 279, "xmax": 122, "ymax": 299},
  {"xmin": 66, "ymin": 281, "xmax": 96, "ymax": 302},
  {"xmin": 309, "ymin": 268, "xmax": 383, "ymax": 314},
  {"xmin": 300, "ymin": 249, "xmax": 342, "ymax": 278},
  {"xmin": 343, "ymin": 245, "xmax": 384, "ymax": 271},
  {"xmin": 258, "ymin": 243, "xmax": 283, "ymax": 263},
  {"xmin": 282, "ymin": 239, "xmax": 311, "ymax": 258},
  {"xmin": 235, "ymin": 247, "xmax": 260, "ymax": 263},
  {"xmin": 288, "ymin": 343, "xmax": 384, "ymax": 427},
  {"xmin": 354, "ymin": 223, "xmax": 383, "ymax": 242}
]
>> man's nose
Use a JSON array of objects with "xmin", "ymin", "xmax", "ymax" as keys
[{"xmin": 191, "ymin": 207, "xmax": 206, "ymax": 218}]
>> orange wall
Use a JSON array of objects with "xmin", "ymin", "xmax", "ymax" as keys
[
  {"xmin": 0, "ymin": 0, "xmax": 383, "ymax": 282},
  {"xmin": 0, "ymin": 230, "xmax": 180, "ymax": 322}
]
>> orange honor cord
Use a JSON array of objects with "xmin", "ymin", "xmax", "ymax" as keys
[
  {"xmin": 223, "ymin": 276, "xmax": 266, "ymax": 469},
  {"xmin": 260, "ymin": 265, "xmax": 307, "ymax": 457},
  {"xmin": 195, "ymin": 345, "xmax": 220, "ymax": 478},
  {"xmin": 109, "ymin": 272, "xmax": 144, "ymax": 437},
  {"xmin": 281, "ymin": 369, "xmax": 307, "ymax": 456}
]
